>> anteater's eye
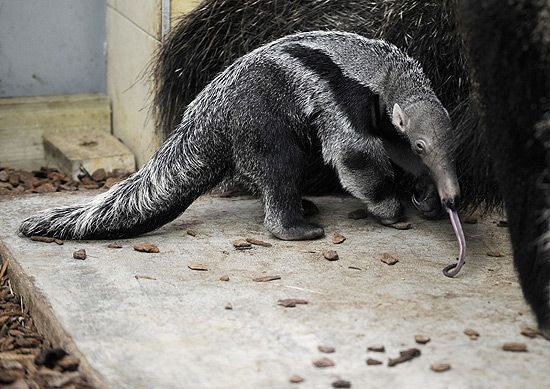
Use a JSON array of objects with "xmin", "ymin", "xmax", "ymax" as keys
[{"xmin": 415, "ymin": 140, "xmax": 426, "ymax": 154}]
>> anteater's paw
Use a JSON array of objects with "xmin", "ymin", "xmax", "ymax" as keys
[
  {"xmin": 411, "ymin": 193, "xmax": 443, "ymax": 219},
  {"xmin": 268, "ymin": 222, "xmax": 325, "ymax": 241}
]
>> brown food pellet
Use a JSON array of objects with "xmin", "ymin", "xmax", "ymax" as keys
[
  {"xmin": 253, "ymin": 275, "xmax": 281, "ymax": 282},
  {"xmin": 497, "ymin": 220, "xmax": 508, "ymax": 227},
  {"xmin": 464, "ymin": 216, "xmax": 478, "ymax": 224},
  {"xmin": 278, "ymin": 299, "xmax": 308, "ymax": 308},
  {"xmin": 233, "ymin": 239, "xmax": 252, "ymax": 249},
  {"xmin": 188, "ymin": 264, "xmax": 208, "ymax": 271},
  {"xmin": 332, "ymin": 380, "xmax": 351, "ymax": 388},
  {"xmin": 464, "ymin": 329, "xmax": 480, "ymax": 339},
  {"xmin": 313, "ymin": 357, "xmax": 335, "ymax": 368},
  {"xmin": 318, "ymin": 345, "xmax": 335, "ymax": 353},
  {"xmin": 520, "ymin": 327, "xmax": 539, "ymax": 338},
  {"xmin": 366, "ymin": 358, "xmax": 383, "ymax": 365},
  {"xmin": 367, "ymin": 345, "xmax": 385, "ymax": 352},
  {"xmin": 381, "ymin": 252, "xmax": 399, "ymax": 265},
  {"xmin": 487, "ymin": 251, "xmax": 502, "ymax": 257},
  {"xmin": 388, "ymin": 348, "xmax": 421, "ymax": 367},
  {"xmin": 348, "ymin": 209, "xmax": 368, "ymax": 220},
  {"xmin": 246, "ymin": 238, "xmax": 272, "ymax": 247},
  {"xmin": 107, "ymin": 243, "xmax": 122, "ymax": 249},
  {"xmin": 289, "ymin": 375, "xmax": 304, "ymax": 384},
  {"xmin": 332, "ymin": 233, "xmax": 346, "ymax": 244},
  {"xmin": 30, "ymin": 236, "xmax": 55, "ymax": 243},
  {"xmin": 219, "ymin": 275, "xmax": 230, "ymax": 281},
  {"xmin": 430, "ymin": 363, "xmax": 451, "ymax": 372},
  {"xmin": 390, "ymin": 222, "xmax": 412, "ymax": 230},
  {"xmin": 73, "ymin": 249, "xmax": 86, "ymax": 260},
  {"xmin": 414, "ymin": 335, "xmax": 431, "ymax": 344},
  {"xmin": 133, "ymin": 243, "xmax": 159, "ymax": 253},
  {"xmin": 225, "ymin": 302, "xmax": 233, "ymax": 310},
  {"xmin": 502, "ymin": 342, "xmax": 527, "ymax": 352},
  {"xmin": 187, "ymin": 230, "xmax": 197, "ymax": 237},
  {"xmin": 54, "ymin": 239, "xmax": 64, "ymax": 245},
  {"xmin": 323, "ymin": 249, "xmax": 339, "ymax": 261}
]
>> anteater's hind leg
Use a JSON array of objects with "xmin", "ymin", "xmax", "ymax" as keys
[{"xmin": 238, "ymin": 143, "xmax": 324, "ymax": 240}]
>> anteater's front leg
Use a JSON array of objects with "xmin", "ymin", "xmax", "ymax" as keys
[{"xmin": 333, "ymin": 144, "xmax": 404, "ymax": 225}]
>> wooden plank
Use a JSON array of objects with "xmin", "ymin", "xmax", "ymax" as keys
[
  {"xmin": 44, "ymin": 128, "xmax": 135, "ymax": 179},
  {"xmin": 0, "ymin": 94, "xmax": 111, "ymax": 171}
]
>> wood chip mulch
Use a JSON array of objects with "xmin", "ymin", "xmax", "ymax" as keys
[
  {"xmin": 0, "ymin": 166, "xmax": 131, "ymax": 196},
  {"xmin": 0, "ymin": 261, "xmax": 94, "ymax": 388}
]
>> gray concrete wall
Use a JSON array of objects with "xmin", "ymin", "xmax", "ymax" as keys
[{"xmin": 0, "ymin": 0, "xmax": 106, "ymax": 97}]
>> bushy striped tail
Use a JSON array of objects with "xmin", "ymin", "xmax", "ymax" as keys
[{"xmin": 19, "ymin": 124, "xmax": 229, "ymax": 240}]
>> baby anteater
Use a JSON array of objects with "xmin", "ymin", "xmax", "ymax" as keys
[{"xmin": 20, "ymin": 31, "xmax": 459, "ymax": 241}]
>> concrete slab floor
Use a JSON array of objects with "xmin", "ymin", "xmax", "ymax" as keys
[{"xmin": 0, "ymin": 191, "xmax": 549, "ymax": 388}]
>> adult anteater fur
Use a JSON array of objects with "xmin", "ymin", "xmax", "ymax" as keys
[
  {"xmin": 151, "ymin": 0, "xmax": 498, "ymax": 210},
  {"xmin": 20, "ymin": 31, "xmax": 459, "ymax": 241},
  {"xmin": 457, "ymin": 0, "xmax": 550, "ymax": 335}
]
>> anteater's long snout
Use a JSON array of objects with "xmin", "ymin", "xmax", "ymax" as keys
[
  {"xmin": 430, "ymin": 161, "xmax": 461, "ymax": 211},
  {"xmin": 443, "ymin": 195, "xmax": 460, "ymax": 211}
]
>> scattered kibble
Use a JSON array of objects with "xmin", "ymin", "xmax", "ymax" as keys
[
  {"xmin": 246, "ymin": 238, "xmax": 272, "ymax": 247},
  {"xmin": 414, "ymin": 335, "xmax": 431, "ymax": 344},
  {"xmin": 520, "ymin": 327, "xmax": 539, "ymax": 338},
  {"xmin": 289, "ymin": 375, "xmax": 304, "ymax": 384},
  {"xmin": 366, "ymin": 358, "xmax": 383, "ymax": 365},
  {"xmin": 390, "ymin": 222, "xmax": 412, "ymax": 230},
  {"xmin": 381, "ymin": 252, "xmax": 398, "ymax": 265},
  {"xmin": 219, "ymin": 275, "xmax": 230, "ymax": 281},
  {"xmin": 323, "ymin": 250, "xmax": 339, "ymax": 261},
  {"xmin": 332, "ymin": 379, "xmax": 351, "ymax": 388},
  {"xmin": 430, "ymin": 363, "xmax": 451, "ymax": 372},
  {"xmin": 388, "ymin": 348, "xmax": 421, "ymax": 367},
  {"xmin": 313, "ymin": 357, "xmax": 335, "ymax": 368},
  {"xmin": 187, "ymin": 230, "xmax": 197, "ymax": 237},
  {"xmin": 188, "ymin": 264, "xmax": 208, "ymax": 271},
  {"xmin": 367, "ymin": 345, "xmax": 385, "ymax": 352},
  {"xmin": 132, "ymin": 243, "xmax": 159, "ymax": 253},
  {"xmin": 487, "ymin": 251, "xmax": 502, "ymax": 257},
  {"xmin": 107, "ymin": 243, "xmax": 122, "ymax": 249},
  {"xmin": 502, "ymin": 342, "xmax": 527, "ymax": 352},
  {"xmin": 318, "ymin": 346, "xmax": 335, "ymax": 353},
  {"xmin": 30, "ymin": 236, "xmax": 55, "ymax": 243},
  {"xmin": 278, "ymin": 299, "xmax": 308, "ymax": 308},
  {"xmin": 225, "ymin": 302, "xmax": 233, "ymax": 310},
  {"xmin": 464, "ymin": 217, "xmax": 478, "ymax": 224},
  {"xmin": 72, "ymin": 249, "xmax": 86, "ymax": 260},
  {"xmin": 332, "ymin": 233, "xmax": 346, "ymax": 244},
  {"xmin": 233, "ymin": 239, "xmax": 252, "ymax": 249},
  {"xmin": 464, "ymin": 329, "xmax": 480, "ymax": 340}
]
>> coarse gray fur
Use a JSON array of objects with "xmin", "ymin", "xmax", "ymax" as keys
[{"xmin": 19, "ymin": 31, "xmax": 459, "ymax": 240}]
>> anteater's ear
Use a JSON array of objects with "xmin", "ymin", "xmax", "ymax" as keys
[{"xmin": 392, "ymin": 103, "xmax": 410, "ymax": 132}]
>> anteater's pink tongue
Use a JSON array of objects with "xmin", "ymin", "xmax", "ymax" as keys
[{"xmin": 443, "ymin": 209, "xmax": 466, "ymax": 277}]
